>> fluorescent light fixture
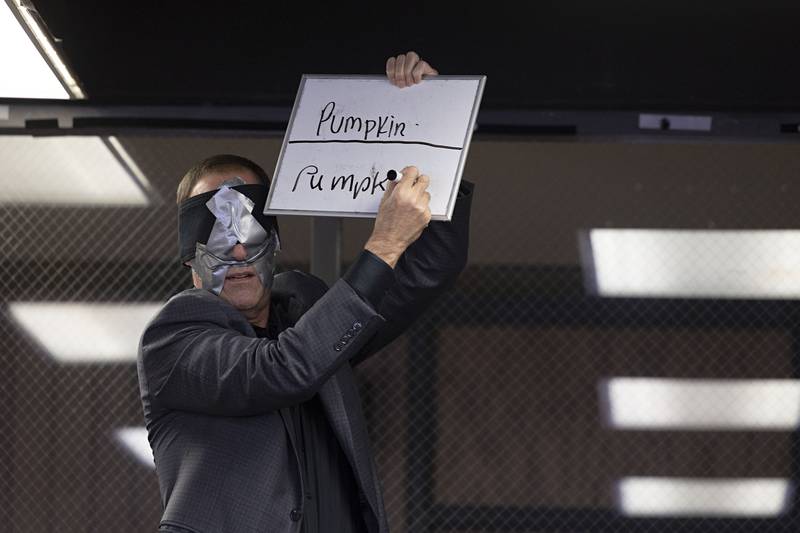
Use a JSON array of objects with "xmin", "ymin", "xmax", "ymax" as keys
[
  {"xmin": 600, "ymin": 378, "xmax": 800, "ymax": 430},
  {"xmin": 0, "ymin": 1, "xmax": 83, "ymax": 99},
  {"xmin": 113, "ymin": 427, "xmax": 154, "ymax": 468},
  {"xmin": 617, "ymin": 477, "xmax": 793, "ymax": 517},
  {"xmin": 582, "ymin": 229, "xmax": 800, "ymax": 299},
  {"xmin": 9, "ymin": 302, "xmax": 162, "ymax": 363},
  {"xmin": 0, "ymin": 135, "xmax": 150, "ymax": 205}
]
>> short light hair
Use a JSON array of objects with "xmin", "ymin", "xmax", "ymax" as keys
[{"xmin": 176, "ymin": 154, "xmax": 269, "ymax": 204}]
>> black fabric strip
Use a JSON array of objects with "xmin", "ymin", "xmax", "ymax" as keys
[{"xmin": 342, "ymin": 250, "xmax": 395, "ymax": 310}]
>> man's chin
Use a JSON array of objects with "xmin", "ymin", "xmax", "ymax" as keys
[{"xmin": 220, "ymin": 283, "xmax": 268, "ymax": 312}]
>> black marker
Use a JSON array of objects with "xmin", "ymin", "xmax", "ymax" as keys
[{"xmin": 387, "ymin": 169, "xmax": 398, "ymax": 181}]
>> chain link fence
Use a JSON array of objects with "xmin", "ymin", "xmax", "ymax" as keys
[{"xmin": 2, "ymin": 135, "xmax": 800, "ymax": 532}]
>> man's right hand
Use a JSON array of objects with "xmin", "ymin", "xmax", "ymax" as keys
[{"xmin": 365, "ymin": 166, "xmax": 432, "ymax": 268}]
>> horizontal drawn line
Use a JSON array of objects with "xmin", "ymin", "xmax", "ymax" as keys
[{"xmin": 289, "ymin": 139, "xmax": 462, "ymax": 150}]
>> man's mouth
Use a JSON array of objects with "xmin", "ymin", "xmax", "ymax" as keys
[{"xmin": 226, "ymin": 271, "xmax": 255, "ymax": 280}]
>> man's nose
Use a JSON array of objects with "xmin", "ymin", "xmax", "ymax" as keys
[{"xmin": 231, "ymin": 243, "xmax": 248, "ymax": 261}]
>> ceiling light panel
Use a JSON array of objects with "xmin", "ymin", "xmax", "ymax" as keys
[
  {"xmin": 113, "ymin": 427, "xmax": 154, "ymax": 468},
  {"xmin": 0, "ymin": 135, "xmax": 150, "ymax": 205},
  {"xmin": 600, "ymin": 378, "xmax": 800, "ymax": 430},
  {"xmin": 9, "ymin": 302, "xmax": 162, "ymax": 363},
  {"xmin": 0, "ymin": 2, "xmax": 70, "ymax": 99},
  {"xmin": 585, "ymin": 229, "xmax": 800, "ymax": 299},
  {"xmin": 617, "ymin": 477, "xmax": 792, "ymax": 517}
]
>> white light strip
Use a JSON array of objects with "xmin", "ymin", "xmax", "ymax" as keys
[
  {"xmin": 113, "ymin": 427, "xmax": 154, "ymax": 468},
  {"xmin": 9, "ymin": 302, "xmax": 162, "ymax": 363},
  {"xmin": 600, "ymin": 378, "xmax": 800, "ymax": 430},
  {"xmin": 0, "ymin": 1, "xmax": 69, "ymax": 98},
  {"xmin": 584, "ymin": 229, "xmax": 800, "ymax": 299},
  {"xmin": 0, "ymin": 135, "xmax": 150, "ymax": 205},
  {"xmin": 617, "ymin": 477, "xmax": 793, "ymax": 517},
  {"xmin": 9, "ymin": 1, "xmax": 85, "ymax": 98}
]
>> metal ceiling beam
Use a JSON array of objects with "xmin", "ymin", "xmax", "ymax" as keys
[{"xmin": 3, "ymin": 101, "xmax": 800, "ymax": 141}]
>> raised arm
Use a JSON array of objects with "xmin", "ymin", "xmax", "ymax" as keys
[
  {"xmin": 345, "ymin": 51, "xmax": 473, "ymax": 364},
  {"xmin": 351, "ymin": 179, "xmax": 472, "ymax": 365}
]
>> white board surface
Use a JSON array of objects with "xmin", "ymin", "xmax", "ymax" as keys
[{"xmin": 265, "ymin": 75, "xmax": 485, "ymax": 220}]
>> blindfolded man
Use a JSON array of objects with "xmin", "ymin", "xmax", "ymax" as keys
[{"xmin": 138, "ymin": 51, "xmax": 473, "ymax": 533}]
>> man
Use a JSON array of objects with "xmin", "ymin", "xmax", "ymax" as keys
[{"xmin": 137, "ymin": 51, "xmax": 473, "ymax": 533}]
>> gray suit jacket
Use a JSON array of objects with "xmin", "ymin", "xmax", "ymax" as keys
[{"xmin": 137, "ymin": 182, "xmax": 473, "ymax": 533}]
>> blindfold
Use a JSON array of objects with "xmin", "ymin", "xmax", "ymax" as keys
[{"xmin": 178, "ymin": 183, "xmax": 279, "ymax": 264}]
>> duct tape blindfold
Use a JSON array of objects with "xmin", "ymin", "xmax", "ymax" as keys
[{"xmin": 178, "ymin": 183, "xmax": 279, "ymax": 265}]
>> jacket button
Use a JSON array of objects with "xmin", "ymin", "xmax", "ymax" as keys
[
  {"xmin": 353, "ymin": 321, "xmax": 363, "ymax": 331},
  {"xmin": 290, "ymin": 508, "xmax": 302, "ymax": 522}
]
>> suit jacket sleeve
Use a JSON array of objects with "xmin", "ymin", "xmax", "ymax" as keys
[
  {"xmin": 351, "ymin": 180, "xmax": 474, "ymax": 365},
  {"xmin": 139, "ymin": 278, "xmax": 383, "ymax": 416}
]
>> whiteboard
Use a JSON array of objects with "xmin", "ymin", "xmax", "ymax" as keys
[{"xmin": 265, "ymin": 75, "xmax": 485, "ymax": 220}]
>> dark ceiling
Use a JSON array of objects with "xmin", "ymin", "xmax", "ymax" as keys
[{"xmin": 31, "ymin": 1, "xmax": 800, "ymax": 111}]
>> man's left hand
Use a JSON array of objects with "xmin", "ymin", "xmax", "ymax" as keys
[{"xmin": 386, "ymin": 51, "xmax": 438, "ymax": 88}]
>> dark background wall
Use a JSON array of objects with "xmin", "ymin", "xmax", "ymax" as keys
[
  {"xmin": 2, "ymin": 136, "xmax": 799, "ymax": 531},
  {"xmin": 4, "ymin": 1, "xmax": 800, "ymax": 530},
  {"xmin": 25, "ymin": 0, "xmax": 800, "ymax": 111}
]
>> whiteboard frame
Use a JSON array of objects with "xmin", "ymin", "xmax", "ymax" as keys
[{"xmin": 265, "ymin": 74, "xmax": 486, "ymax": 221}]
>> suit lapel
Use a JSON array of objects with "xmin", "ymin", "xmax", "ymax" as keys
[
  {"xmin": 278, "ymin": 407, "xmax": 298, "ymax": 450},
  {"xmin": 273, "ymin": 273, "xmax": 384, "ymax": 527},
  {"xmin": 317, "ymin": 365, "xmax": 381, "ymax": 521}
]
